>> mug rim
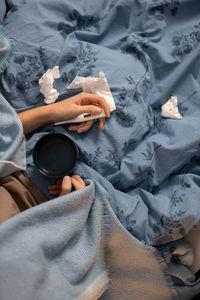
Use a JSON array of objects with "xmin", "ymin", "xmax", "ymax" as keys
[{"xmin": 32, "ymin": 132, "xmax": 79, "ymax": 178}]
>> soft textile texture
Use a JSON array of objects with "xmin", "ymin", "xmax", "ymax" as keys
[
  {"xmin": 0, "ymin": 171, "xmax": 47, "ymax": 224},
  {"xmin": 0, "ymin": 28, "xmax": 26, "ymax": 177},
  {"xmin": 0, "ymin": 1, "xmax": 7, "ymax": 24},
  {"xmin": 0, "ymin": 180, "xmax": 175, "ymax": 300},
  {"xmin": 0, "ymin": 0, "xmax": 200, "ymax": 298},
  {"xmin": 1, "ymin": 0, "xmax": 200, "ymax": 247},
  {"xmin": 0, "ymin": 91, "xmax": 26, "ymax": 177}
]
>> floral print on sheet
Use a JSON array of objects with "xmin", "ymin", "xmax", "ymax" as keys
[
  {"xmin": 57, "ymin": 13, "xmax": 100, "ymax": 37},
  {"xmin": 79, "ymin": 147, "xmax": 122, "ymax": 173},
  {"xmin": 137, "ymin": 0, "xmax": 180, "ymax": 18},
  {"xmin": 133, "ymin": 143, "xmax": 162, "ymax": 193},
  {"xmin": 61, "ymin": 42, "xmax": 98, "ymax": 84},
  {"xmin": 113, "ymin": 76, "xmax": 137, "ymax": 128},
  {"xmin": 6, "ymin": 47, "xmax": 58, "ymax": 103},
  {"xmin": 149, "ymin": 0, "xmax": 180, "ymax": 17},
  {"xmin": 153, "ymin": 174, "xmax": 192, "ymax": 245},
  {"xmin": 115, "ymin": 206, "xmax": 137, "ymax": 236},
  {"xmin": 79, "ymin": 147, "xmax": 102, "ymax": 171},
  {"xmin": 172, "ymin": 22, "xmax": 200, "ymax": 56}
]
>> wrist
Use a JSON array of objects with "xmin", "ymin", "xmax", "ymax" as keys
[
  {"xmin": 18, "ymin": 104, "xmax": 56, "ymax": 135},
  {"xmin": 43, "ymin": 104, "xmax": 56, "ymax": 124},
  {"xmin": 49, "ymin": 101, "xmax": 74, "ymax": 123}
]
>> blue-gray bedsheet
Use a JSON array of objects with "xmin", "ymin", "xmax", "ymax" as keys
[{"xmin": 0, "ymin": 0, "xmax": 200, "ymax": 248}]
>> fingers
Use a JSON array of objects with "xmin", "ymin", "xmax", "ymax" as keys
[
  {"xmin": 48, "ymin": 175, "xmax": 86, "ymax": 197},
  {"xmin": 68, "ymin": 117, "xmax": 106, "ymax": 133},
  {"xmin": 48, "ymin": 181, "xmax": 62, "ymax": 195},
  {"xmin": 48, "ymin": 176, "xmax": 72, "ymax": 196},
  {"xmin": 71, "ymin": 175, "xmax": 86, "ymax": 191},
  {"xmin": 79, "ymin": 93, "xmax": 110, "ymax": 118},
  {"xmin": 48, "ymin": 188, "xmax": 61, "ymax": 195},
  {"xmin": 59, "ymin": 176, "xmax": 72, "ymax": 196},
  {"xmin": 79, "ymin": 105, "xmax": 103, "ymax": 115},
  {"xmin": 98, "ymin": 117, "xmax": 105, "ymax": 131},
  {"xmin": 68, "ymin": 120, "xmax": 95, "ymax": 133}
]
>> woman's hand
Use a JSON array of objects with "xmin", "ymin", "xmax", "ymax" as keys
[
  {"xmin": 68, "ymin": 119, "xmax": 98, "ymax": 134},
  {"xmin": 48, "ymin": 175, "xmax": 86, "ymax": 197},
  {"xmin": 51, "ymin": 92, "xmax": 110, "ymax": 133},
  {"xmin": 19, "ymin": 92, "xmax": 110, "ymax": 134}
]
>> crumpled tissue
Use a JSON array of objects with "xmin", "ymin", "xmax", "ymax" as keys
[
  {"xmin": 39, "ymin": 66, "xmax": 60, "ymax": 104},
  {"xmin": 55, "ymin": 71, "xmax": 116, "ymax": 125},
  {"xmin": 161, "ymin": 96, "xmax": 182, "ymax": 120}
]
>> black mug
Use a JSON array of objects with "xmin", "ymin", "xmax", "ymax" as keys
[{"xmin": 33, "ymin": 133, "xmax": 79, "ymax": 178}]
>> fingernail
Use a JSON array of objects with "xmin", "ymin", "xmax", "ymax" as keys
[
  {"xmin": 95, "ymin": 107, "xmax": 102, "ymax": 113},
  {"xmin": 64, "ymin": 176, "xmax": 70, "ymax": 182}
]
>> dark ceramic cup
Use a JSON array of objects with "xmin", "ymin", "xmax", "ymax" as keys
[{"xmin": 33, "ymin": 133, "xmax": 79, "ymax": 178}]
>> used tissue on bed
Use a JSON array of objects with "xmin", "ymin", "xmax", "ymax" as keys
[
  {"xmin": 39, "ymin": 66, "xmax": 60, "ymax": 104},
  {"xmin": 161, "ymin": 96, "xmax": 182, "ymax": 120},
  {"xmin": 54, "ymin": 72, "xmax": 116, "ymax": 125}
]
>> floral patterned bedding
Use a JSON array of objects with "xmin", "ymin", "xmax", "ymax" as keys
[{"xmin": 1, "ymin": 0, "xmax": 200, "ymax": 290}]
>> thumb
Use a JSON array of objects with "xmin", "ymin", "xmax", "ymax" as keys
[
  {"xmin": 59, "ymin": 176, "xmax": 72, "ymax": 196},
  {"xmin": 79, "ymin": 105, "xmax": 102, "ymax": 115}
]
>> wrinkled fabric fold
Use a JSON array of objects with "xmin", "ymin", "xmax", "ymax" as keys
[
  {"xmin": 0, "ymin": 171, "xmax": 47, "ymax": 224},
  {"xmin": 0, "ymin": 180, "xmax": 175, "ymax": 300}
]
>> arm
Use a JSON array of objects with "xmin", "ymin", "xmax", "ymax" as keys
[
  {"xmin": 18, "ymin": 92, "xmax": 110, "ymax": 134},
  {"xmin": 19, "ymin": 92, "xmax": 110, "ymax": 197},
  {"xmin": 18, "ymin": 105, "xmax": 53, "ymax": 135}
]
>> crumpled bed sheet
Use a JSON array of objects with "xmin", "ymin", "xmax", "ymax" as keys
[{"xmin": 1, "ymin": 0, "xmax": 200, "ymax": 299}]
